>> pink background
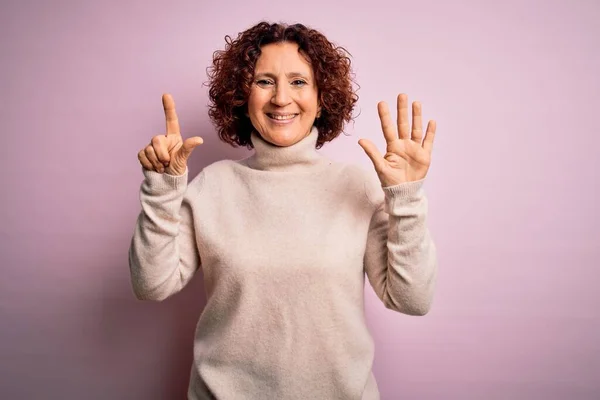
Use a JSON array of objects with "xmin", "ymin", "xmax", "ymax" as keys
[{"xmin": 1, "ymin": 0, "xmax": 598, "ymax": 398}]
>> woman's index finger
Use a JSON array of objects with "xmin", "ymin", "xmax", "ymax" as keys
[{"xmin": 162, "ymin": 93, "xmax": 180, "ymax": 135}]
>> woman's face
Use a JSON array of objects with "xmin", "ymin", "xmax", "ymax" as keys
[{"xmin": 247, "ymin": 42, "xmax": 320, "ymax": 147}]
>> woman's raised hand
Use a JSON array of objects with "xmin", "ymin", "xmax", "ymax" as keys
[
  {"xmin": 137, "ymin": 94, "xmax": 204, "ymax": 176},
  {"xmin": 359, "ymin": 93, "xmax": 436, "ymax": 187}
]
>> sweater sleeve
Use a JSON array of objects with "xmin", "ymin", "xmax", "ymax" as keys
[
  {"xmin": 363, "ymin": 176, "xmax": 438, "ymax": 316},
  {"xmin": 128, "ymin": 167, "xmax": 202, "ymax": 301}
]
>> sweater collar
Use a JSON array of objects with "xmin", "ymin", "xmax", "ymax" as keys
[{"xmin": 245, "ymin": 126, "xmax": 326, "ymax": 172}]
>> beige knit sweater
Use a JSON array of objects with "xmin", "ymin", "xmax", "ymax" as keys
[{"xmin": 128, "ymin": 126, "xmax": 438, "ymax": 399}]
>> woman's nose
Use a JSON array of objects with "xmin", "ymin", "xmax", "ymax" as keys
[{"xmin": 271, "ymin": 84, "xmax": 292, "ymax": 106}]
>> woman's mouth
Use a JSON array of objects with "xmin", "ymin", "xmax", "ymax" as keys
[{"xmin": 266, "ymin": 113, "xmax": 298, "ymax": 123}]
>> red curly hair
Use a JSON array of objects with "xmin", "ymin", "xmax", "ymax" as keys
[{"xmin": 205, "ymin": 21, "xmax": 359, "ymax": 149}]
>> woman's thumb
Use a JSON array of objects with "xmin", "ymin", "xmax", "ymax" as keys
[{"xmin": 178, "ymin": 136, "xmax": 204, "ymax": 160}]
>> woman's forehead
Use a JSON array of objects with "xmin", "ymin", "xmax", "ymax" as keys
[{"xmin": 254, "ymin": 42, "xmax": 313, "ymax": 76}]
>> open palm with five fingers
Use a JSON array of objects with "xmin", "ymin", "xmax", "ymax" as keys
[
  {"xmin": 359, "ymin": 93, "xmax": 436, "ymax": 187},
  {"xmin": 137, "ymin": 94, "xmax": 204, "ymax": 176}
]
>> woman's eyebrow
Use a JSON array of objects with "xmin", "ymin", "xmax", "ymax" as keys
[{"xmin": 254, "ymin": 72, "xmax": 310, "ymax": 79}]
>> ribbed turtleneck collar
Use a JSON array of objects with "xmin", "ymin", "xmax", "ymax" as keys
[{"xmin": 244, "ymin": 126, "xmax": 327, "ymax": 172}]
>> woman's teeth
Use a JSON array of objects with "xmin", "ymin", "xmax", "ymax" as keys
[{"xmin": 268, "ymin": 114, "xmax": 297, "ymax": 120}]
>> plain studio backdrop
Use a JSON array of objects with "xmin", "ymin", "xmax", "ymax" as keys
[{"xmin": 1, "ymin": 0, "xmax": 598, "ymax": 398}]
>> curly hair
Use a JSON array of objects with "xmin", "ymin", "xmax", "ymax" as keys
[{"xmin": 205, "ymin": 21, "xmax": 359, "ymax": 149}]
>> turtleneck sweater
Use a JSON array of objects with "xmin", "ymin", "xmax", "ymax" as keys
[{"xmin": 128, "ymin": 126, "xmax": 438, "ymax": 400}]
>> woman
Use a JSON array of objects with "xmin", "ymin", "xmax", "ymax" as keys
[{"xmin": 131, "ymin": 21, "xmax": 438, "ymax": 400}]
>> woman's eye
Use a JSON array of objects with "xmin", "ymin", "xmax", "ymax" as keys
[{"xmin": 256, "ymin": 79, "xmax": 306, "ymax": 87}]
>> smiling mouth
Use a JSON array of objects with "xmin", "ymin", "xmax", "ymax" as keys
[{"xmin": 266, "ymin": 113, "xmax": 299, "ymax": 120}]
